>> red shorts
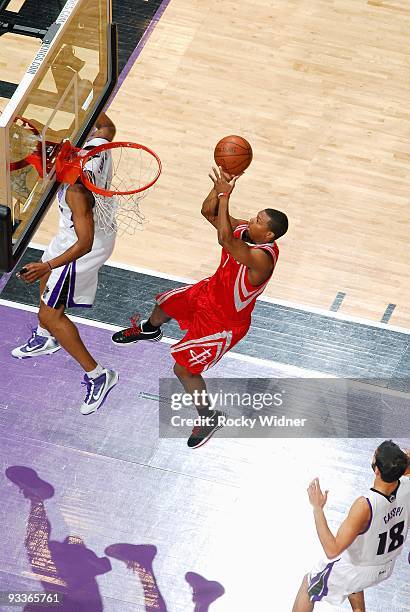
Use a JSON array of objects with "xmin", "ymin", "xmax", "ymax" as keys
[{"xmin": 156, "ymin": 281, "xmax": 250, "ymax": 374}]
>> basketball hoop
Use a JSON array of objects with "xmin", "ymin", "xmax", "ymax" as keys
[
  {"xmin": 55, "ymin": 140, "xmax": 162, "ymax": 235},
  {"xmin": 10, "ymin": 133, "xmax": 162, "ymax": 235}
]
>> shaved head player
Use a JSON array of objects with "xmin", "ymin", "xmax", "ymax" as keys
[{"xmin": 112, "ymin": 167, "xmax": 288, "ymax": 448}]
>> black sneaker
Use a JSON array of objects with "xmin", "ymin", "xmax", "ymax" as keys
[
  {"xmin": 112, "ymin": 319, "xmax": 163, "ymax": 346},
  {"xmin": 187, "ymin": 410, "xmax": 226, "ymax": 449}
]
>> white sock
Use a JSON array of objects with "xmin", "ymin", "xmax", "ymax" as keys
[
  {"xmin": 36, "ymin": 325, "xmax": 52, "ymax": 338},
  {"xmin": 86, "ymin": 364, "xmax": 105, "ymax": 379}
]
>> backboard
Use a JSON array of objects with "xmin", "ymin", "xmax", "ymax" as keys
[{"xmin": 0, "ymin": 0, "xmax": 117, "ymax": 272}]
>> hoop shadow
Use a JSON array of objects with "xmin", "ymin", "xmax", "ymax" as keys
[{"xmin": 6, "ymin": 466, "xmax": 110, "ymax": 612}]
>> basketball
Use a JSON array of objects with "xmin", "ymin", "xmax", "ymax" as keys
[{"xmin": 214, "ymin": 135, "xmax": 253, "ymax": 175}]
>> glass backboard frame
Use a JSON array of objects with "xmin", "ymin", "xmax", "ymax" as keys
[{"xmin": 0, "ymin": 0, "xmax": 118, "ymax": 272}]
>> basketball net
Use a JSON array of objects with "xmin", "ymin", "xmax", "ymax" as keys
[
  {"xmin": 58, "ymin": 140, "xmax": 162, "ymax": 237},
  {"xmin": 87, "ymin": 145, "xmax": 159, "ymax": 236}
]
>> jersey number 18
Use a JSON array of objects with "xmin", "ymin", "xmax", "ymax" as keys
[{"xmin": 377, "ymin": 521, "xmax": 405, "ymax": 555}]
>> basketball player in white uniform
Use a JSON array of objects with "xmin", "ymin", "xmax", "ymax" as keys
[
  {"xmin": 293, "ymin": 440, "xmax": 410, "ymax": 611},
  {"xmin": 12, "ymin": 112, "xmax": 119, "ymax": 415}
]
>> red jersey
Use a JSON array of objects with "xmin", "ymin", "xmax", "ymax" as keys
[
  {"xmin": 156, "ymin": 224, "xmax": 279, "ymax": 373},
  {"xmin": 203, "ymin": 223, "xmax": 279, "ymax": 323}
]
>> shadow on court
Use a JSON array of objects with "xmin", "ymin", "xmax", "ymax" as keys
[{"xmin": 6, "ymin": 466, "xmax": 225, "ymax": 611}]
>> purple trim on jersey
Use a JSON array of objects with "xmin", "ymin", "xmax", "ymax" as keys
[
  {"xmin": 308, "ymin": 559, "xmax": 340, "ymax": 603},
  {"xmin": 47, "ymin": 265, "xmax": 70, "ymax": 308},
  {"xmin": 66, "ymin": 260, "xmax": 93, "ymax": 309},
  {"xmin": 359, "ymin": 498, "xmax": 373, "ymax": 535}
]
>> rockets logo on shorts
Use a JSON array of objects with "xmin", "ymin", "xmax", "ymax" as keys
[
  {"xmin": 172, "ymin": 331, "xmax": 233, "ymax": 373},
  {"xmin": 188, "ymin": 348, "xmax": 213, "ymax": 366}
]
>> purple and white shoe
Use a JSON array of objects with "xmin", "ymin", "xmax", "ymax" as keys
[
  {"xmin": 11, "ymin": 329, "xmax": 61, "ymax": 359},
  {"xmin": 80, "ymin": 368, "xmax": 119, "ymax": 415}
]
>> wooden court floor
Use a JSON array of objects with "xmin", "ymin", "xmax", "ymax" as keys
[{"xmin": 7, "ymin": 0, "xmax": 410, "ymax": 327}]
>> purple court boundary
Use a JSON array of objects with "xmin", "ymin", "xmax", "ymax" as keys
[{"xmin": 107, "ymin": 0, "xmax": 172, "ymax": 106}]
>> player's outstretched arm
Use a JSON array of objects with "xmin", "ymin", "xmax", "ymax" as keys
[
  {"xmin": 307, "ymin": 478, "xmax": 371, "ymax": 560},
  {"xmin": 93, "ymin": 111, "xmax": 116, "ymax": 142}
]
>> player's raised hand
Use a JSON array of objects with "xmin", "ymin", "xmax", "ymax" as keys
[
  {"xmin": 307, "ymin": 478, "xmax": 329, "ymax": 509},
  {"xmin": 208, "ymin": 166, "xmax": 242, "ymax": 195}
]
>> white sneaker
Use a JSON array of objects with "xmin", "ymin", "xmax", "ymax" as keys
[
  {"xmin": 11, "ymin": 328, "xmax": 61, "ymax": 359},
  {"xmin": 80, "ymin": 368, "xmax": 119, "ymax": 415}
]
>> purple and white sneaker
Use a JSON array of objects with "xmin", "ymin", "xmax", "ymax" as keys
[
  {"xmin": 11, "ymin": 329, "xmax": 61, "ymax": 359},
  {"xmin": 80, "ymin": 368, "xmax": 119, "ymax": 415}
]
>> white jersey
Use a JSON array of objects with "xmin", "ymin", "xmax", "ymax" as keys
[
  {"xmin": 344, "ymin": 477, "xmax": 410, "ymax": 567},
  {"xmin": 42, "ymin": 137, "xmax": 116, "ymax": 308},
  {"xmin": 56, "ymin": 137, "xmax": 114, "ymax": 240}
]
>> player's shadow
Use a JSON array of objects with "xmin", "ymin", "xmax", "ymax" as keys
[
  {"xmin": 6, "ymin": 466, "xmax": 225, "ymax": 612},
  {"xmin": 105, "ymin": 544, "xmax": 225, "ymax": 612},
  {"xmin": 6, "ymin": 466, "xmax": 110, "ymax": 612}
]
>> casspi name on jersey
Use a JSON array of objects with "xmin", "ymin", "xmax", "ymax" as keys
[{"xmin": 383, "ymin": 506, "xmax": 404, "ymax": 525}]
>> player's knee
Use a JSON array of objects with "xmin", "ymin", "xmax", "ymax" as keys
[
  {"xmin": 173, "ymin": 362, "xmax": 193, "ymax": 380},
  {"xmin": 39, "ymin": 304, "xmax": 61, "ymax": 328}
]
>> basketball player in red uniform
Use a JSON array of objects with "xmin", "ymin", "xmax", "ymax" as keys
[{"xmin": 112, "ymin": 167, "xmax": 288, "ymax": 447}]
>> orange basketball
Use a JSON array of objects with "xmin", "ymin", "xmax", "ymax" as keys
[{"xmin": 214, "ymin": 135, "xmax": 253, "ymax": 175}]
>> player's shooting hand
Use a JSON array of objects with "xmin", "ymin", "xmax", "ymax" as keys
[
  {"xmin": 209, "ymin": 166, "xmax": 241, "ymax": 195},
  {"xmin": 307, "ymin": 478, "xmax": 329, "ymax": 509},
  {"xmin": 18, "ymin": 262, "xmax": 51, "ymax": 283}
]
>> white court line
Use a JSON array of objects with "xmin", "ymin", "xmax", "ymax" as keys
[
  {"xmin": 27, "ymin": 241, "xmax": 410, "ymax": 336},
  {"xmin": 0, "ymin": 298, "xmax": 319, "ymax": 375}
]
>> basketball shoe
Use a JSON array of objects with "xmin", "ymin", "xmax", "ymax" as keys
[
  {"xmin": 187, "ymin": 410, "xmax": 226, "ymax": 449},
  {"xmin": 112, "ymin": 319, "xmax": 162, "ymax": 346},
  {"xmin": 80, "ymin": 368, "xmax": 119, "ymax": 415},
  {"xmin": 11, "ymin": 328, "xmax": 61, "ymax": 359}
]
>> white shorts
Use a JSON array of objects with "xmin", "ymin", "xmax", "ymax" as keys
[
  {"xmin": 307, "ymin": 555, "xmax": 396, "ymax": 605},
  {"xmin": 41, "ymin": 231, "xmax": 115, "ymax": 309}
]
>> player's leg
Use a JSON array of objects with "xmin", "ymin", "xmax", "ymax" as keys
[
  {"xmin": 173, "ymin": 362, "xmax": 225, "ymax": 449},
  {"xmin": 112, "ymin": 284, "xmax": 196, "ymax": 346},
  {"xmin": 38, "ymin": 301, "xmax": 97, "ymax": 371},
  {"xmin": 149, "ymin": 304, "xmax": 172, "ymax": 327},
  {"xmin": 38, "ymin": 300, "xmax": 118, "ymax": 414},
  {"xmin": 11, "ymin": 273, "xmax": 61, "ymax": 359},
  {"xmin": 112, "ymin": 304, "xmax": 168, "ymax": 345},
  {"xmin": 292, "ymin": 576, "xmax": 314, "ymax": 612},
  {"xmin": 347, "ymin": 591, "xmax": 366, "ymax": 612}
]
